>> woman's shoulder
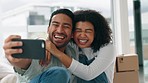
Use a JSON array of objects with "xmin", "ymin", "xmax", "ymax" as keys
[
  {"xmin": 103, "ymin": 43, "xmax": 114, "ymax": 49},
  {"xmin": 99, "ymin": 43, "xmax": 115, "ymax": 54}
]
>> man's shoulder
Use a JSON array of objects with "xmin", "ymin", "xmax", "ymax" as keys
[{"xmin": 65, "ymin": 42, "xmax": 77, "ymax": 59}]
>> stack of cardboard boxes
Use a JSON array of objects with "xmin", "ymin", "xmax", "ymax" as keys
[{"xmin": 113, "ymin": 54, "xmax": 139, "ymax": 83}]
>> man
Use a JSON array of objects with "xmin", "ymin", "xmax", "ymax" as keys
[{"xmin": 3, "ymin": 9, "xmax": 76, "ymax": 83}]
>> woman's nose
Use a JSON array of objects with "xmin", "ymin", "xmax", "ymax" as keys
[{"xmin": 80, "ymin": 32, "xmax": 86, "ymax": 37}]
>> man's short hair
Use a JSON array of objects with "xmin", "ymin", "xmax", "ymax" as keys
[{"xmin": 48, "ymin": 9, "xmax": 75, "ymax": 32}]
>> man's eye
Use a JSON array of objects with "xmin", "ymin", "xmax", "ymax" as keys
[
  {"xmin": 52, "ymin": 23, "xmax": 58, "ymax": 27},
  {"xmin": 64, "ymin": 25, "xmax": 70, "ymax": 29}
]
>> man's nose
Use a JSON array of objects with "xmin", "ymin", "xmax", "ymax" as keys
[{"xmin": 57, "ymin": 26, "xmax": 64, "ymax": 33}]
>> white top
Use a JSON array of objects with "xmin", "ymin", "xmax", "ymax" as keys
[{"xmin": 68, "ymin": 43, "xmax": 116, "ymax": 83}]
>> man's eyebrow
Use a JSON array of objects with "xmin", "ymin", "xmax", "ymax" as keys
[
  {"xmin": 52, "ymin": 21, "xmax": 71, "ymax": 26},
  {"xmin": 63, "ymin": 23, "xmax": 72, "ymax": 27},
  {"xmin": 51, "ymin": 21, "xmax": 59, "ymax": 24}
]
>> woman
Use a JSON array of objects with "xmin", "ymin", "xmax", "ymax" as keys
[{"xmin": 46, "ymin": 10, "xmax": 116, "ymax": 83}]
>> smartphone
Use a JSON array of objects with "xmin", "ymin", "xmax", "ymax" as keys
[{"xmin": 12, "ymin": 39, "xmax": 46, "ymax": 59}]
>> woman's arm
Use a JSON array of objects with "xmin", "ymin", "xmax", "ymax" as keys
[
  {"xmin": 46, "ymin": 40, "xmax": 116, "ymax": 81},
  {"xmin": 46, "ymin": 40, "xmax": 72, "ymax": 68},
  {"xmin": 68, "ymin": 44, "xmax": 116, "ymax": 80}
]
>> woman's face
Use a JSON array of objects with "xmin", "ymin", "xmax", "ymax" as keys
[{"xmin": 74, "ymin": 21, "xmax": 94, "ymax": 48}]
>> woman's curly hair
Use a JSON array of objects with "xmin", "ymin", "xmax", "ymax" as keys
[{"xmin": 74, "ymin": 10, "xmax": 112, "ymax": 52}]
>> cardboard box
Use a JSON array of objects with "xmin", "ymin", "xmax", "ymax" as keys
[
  {"xmin": 113, "ymin": 71, "xmax": 139, "ymax": 83},
  {"xmin": 114, "ymin": 65, "xmax": 116, "ymax": 72},
  {"xmin": 114, "ymin": 63, "xmax": 117, "ymax": 72},
  {"xmin": 116, "ymin": 54, "xmax": 139, "ymax": 72}
]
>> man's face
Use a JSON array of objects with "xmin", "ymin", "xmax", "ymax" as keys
[{"xmin": 47, "ymin": 14, "xmax": 73, "ymax": 48}]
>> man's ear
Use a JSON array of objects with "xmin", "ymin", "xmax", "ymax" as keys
[{"xmin": 47, "ymin": 26, "xmax": 50, "ymax": 33}]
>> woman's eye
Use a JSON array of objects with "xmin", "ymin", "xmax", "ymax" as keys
[
  {"xmin": 75, "ymin": 28, "xmax": 81, "ymax": 32},
  {"xmin": 86, "ymin": 30, "xmax": 92, "ymax": 33},
  {"xmin": 75, "ymin": 30, "xmax": 81, "ymax": 32}
]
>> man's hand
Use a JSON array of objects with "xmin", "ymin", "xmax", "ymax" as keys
[{"xmin": 3, "ymin": 35, "xmax": 31, "ymax": 69}]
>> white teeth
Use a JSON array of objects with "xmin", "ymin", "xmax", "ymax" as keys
[
  {"xmin": 55, "ymin": 35, "xmax": 64, "ymax": 39},
  {"xmin": 79, "ymin": 40, "xmax": 87, "ymax": 43}
]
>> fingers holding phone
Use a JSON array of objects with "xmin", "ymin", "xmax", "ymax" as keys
[
  {"xmin": 3, "ymin": 35, "xmax": 32, "ymax": 69},
  {"xmin": 3, "ymin": 35, "xmax": 22, "ymax": 60}
]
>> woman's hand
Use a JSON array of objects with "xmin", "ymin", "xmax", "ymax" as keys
[
  {"xmin": 45, "ymin": 40, "xmax": 72, "ymax": 68},
  {"xmin": 39, "ymin": 39, "xmax": 52, "ymax": 67},
  {"xmin": 39, "ymin": 40, "xmax": 59, "ymax": 67},
  {"xmin": 45, "ymin": 40, "xmax": 60, "ymax": 56}
]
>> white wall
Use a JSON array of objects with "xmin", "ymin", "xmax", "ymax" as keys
[
  {"xmin": 1, "ymin": 12, "xmax": 28, "ymax": 26},
  {"xmin": 0, "ymin": 33, "xmax": 4, "ymax": 57},
  {"xmin": 142, "ymin": 12, "xmax": 148, "ymax": 24},
  {"xmin": 0, "ymin": 26, "xmax": 28, "ymax": 57},
  {"xmin": 112, "ymin": 0, "xmax": 130, "ymax": 55},
  {"xmin": 0, "ymin": 16, "xmax": 3, "ymax": 57}
]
